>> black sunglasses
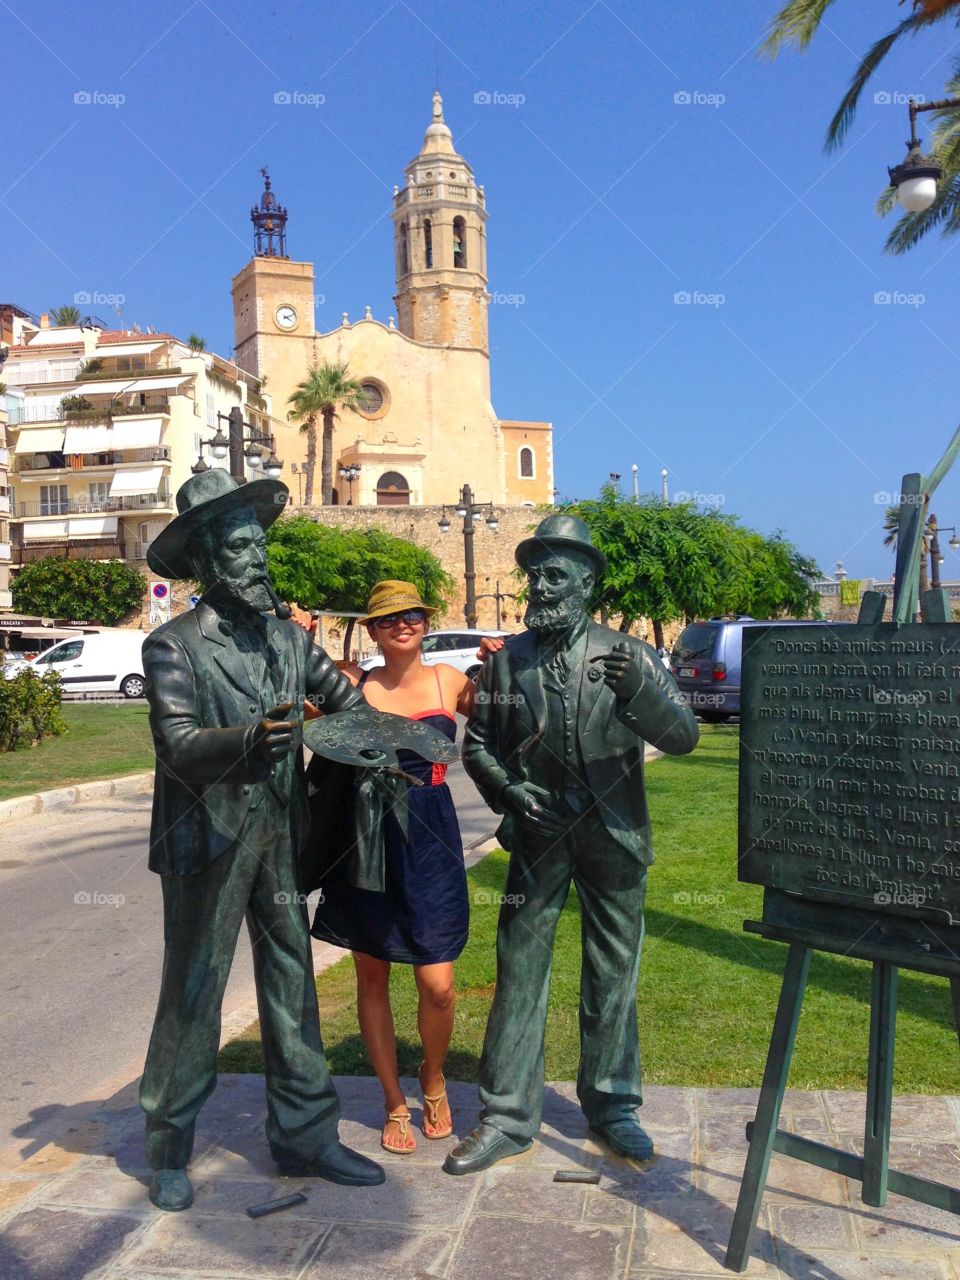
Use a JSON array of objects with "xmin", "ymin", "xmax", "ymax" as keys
[{"xmin": 373, "ymin": 609, "xmax": 427, "ymax": 629}]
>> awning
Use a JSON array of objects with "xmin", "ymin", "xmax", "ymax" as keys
[
  {"xmin": 111, "ymin": 418, "xmax": 164, "ymax": 449},
  {"xmin": 67, "ymin": 516, "xmax": 118, "ymax": 538},
  {"xmin": 63, "ymin": 425, "xmax": 113, "ymax": 453},
  {"xmin": 14, "ymin": 427, "xmax": 65, "ymax": 453},
  {"xmin": 109, "ymin": 466, "xmax": 166, "ymax": 497},
  {"xmin": 90, "ymin": 340, "xmax": 165, "ymax": 357},
  {"xmin": 23, "ymin": 520, "xmax": 68, "ymax": 540},
  {"xmin": 74, "ymin": 375, "xmax": 191, "ymax": 397}
]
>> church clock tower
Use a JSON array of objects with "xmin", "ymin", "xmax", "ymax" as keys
[
  {"xmin": 232, "ymin": 168, "xmax": 315, "ymax": 383},
  {"xmin": 391, "ymin": 92, "xmax": 489, "ymax": 354}
]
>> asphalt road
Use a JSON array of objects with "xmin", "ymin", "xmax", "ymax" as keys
[{"xmin": 0, "ymin": 746, "xmax": 494, "ymax": 1158}]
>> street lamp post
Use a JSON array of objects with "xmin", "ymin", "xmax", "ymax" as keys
[
  {"xmin": 888, "ymin": 95, "xmax": 960, "ymax": 211},
  {"xmin": 338, "ymin": 463, "xmax": 361, "ymax": 505},
  {"xmin": 475, "ymin": 578, "xmax": 519, "ymax": 630},
  {"xmin": 438, "ymin": 483, "xmax": 499, "ymax": 628},
  {"xmin": 193, "ymin": 405, "xmax": 282, "ymax": 480},
  {"xmin": 927, "ymin": 513, "xmax": 960, "ymax": 591}
]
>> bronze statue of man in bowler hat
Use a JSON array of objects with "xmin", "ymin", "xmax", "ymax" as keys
[
  {"xmin": 444, "ymin": 514, "xmax": 699, "ymax": 1175},
  {"xmin": 140, "ymin": 469, "xmax": 384, "ymax": 1211}
]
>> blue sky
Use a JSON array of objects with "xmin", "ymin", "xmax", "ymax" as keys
[{"xmin": 2, "ymin": 0, "xmax": 957, "ymax": 579}]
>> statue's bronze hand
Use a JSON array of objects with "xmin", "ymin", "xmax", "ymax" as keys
[
  {"xmin": 502, "ymin": 781, "xmax": 566, "ymax": 836},
  {"xmin": 592, "ymin": 642, "xmax": 643, "ymax": 700},
  {"xmin": 250, "ymin": 701, "xmax": 297, "ymax": 763}
]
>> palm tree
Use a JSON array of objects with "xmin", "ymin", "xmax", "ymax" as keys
[
  {"xmin": 286, "ymin": 362, "xmax": 363, "ymax": 505},
  {"xmin": 49, "ymin": 304, "xmax": 80, "ymax": 326},
  {"xmin": 764, "ymin": 1, "xmax": 960, "ymax": 252},
  {"xmin": 187, "ymin": 333, "xmax": 206, "ymax": 353}
]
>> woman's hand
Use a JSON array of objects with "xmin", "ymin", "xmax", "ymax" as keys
[
  {"xmin": 476, "ymin": 635, "xmax": 505, "ymax": 662},
  {"xmin": 289, "ymin": 603, "xmax": 317, "ymax": 634}
]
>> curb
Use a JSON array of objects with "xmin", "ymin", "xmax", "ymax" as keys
[{"xmin": 0, "ymin": 771, "xmax": 154, "ymax": 825}]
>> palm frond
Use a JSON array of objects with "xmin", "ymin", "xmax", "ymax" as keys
[
  {"xmin": 762, "ymin": 0, "xmax": 839, "ymax": 56},
  {"xmin": 825, "ymin": 15, "xmax": 925, "ymax": 150}
]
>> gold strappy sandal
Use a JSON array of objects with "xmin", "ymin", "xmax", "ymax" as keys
[
  {"xmin": 381, "ymin": 1108, "xmax": 416, "ymax": 1154},
  {"xmin": 418, "ymin": 1062, "xmax": 454, "ymax": 1139}
]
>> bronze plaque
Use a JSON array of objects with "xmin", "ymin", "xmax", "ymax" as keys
[{"xmin": 739, "ymin": 623, "xmax": 960, "ymax": 926}]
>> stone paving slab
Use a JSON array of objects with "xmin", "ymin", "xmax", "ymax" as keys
[{"xmin": 1, "ymin": 1075, "xmax": 960, "ymax": 1278}]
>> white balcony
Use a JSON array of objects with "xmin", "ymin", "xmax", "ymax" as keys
[{"xmin": 0, "ymin": 543, "xmax": 10, "ymax": 561}]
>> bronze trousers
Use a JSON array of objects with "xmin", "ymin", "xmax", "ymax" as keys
[
  {"xmin": 479, "ymin": 810, "xmax": 648, "ymax": 1142},
  {"xmin": 140, "ymin": 800, "xmax": 339, "ymax": 1169}
]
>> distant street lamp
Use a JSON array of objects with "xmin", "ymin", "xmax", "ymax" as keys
[
  {"xmin": 475, "ymin": 578, "xmax": 520, "ymax": 630},
  {"xmin": 927, "ymin": 513, "xmax": 960, "ymax": 591},
  {"xmin": 438, "ymin": 483, "xmax": 499, "ymax": 628},
  {"xmin": 338, "ymin": 462, "xmax": 361, "ymax": 504},
  {"xmin": 887, "ymin": 96, "xmax": 960, "ymax": 212}
]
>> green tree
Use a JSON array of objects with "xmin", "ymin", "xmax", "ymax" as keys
[
  {"xmin": 266, "ymin": 516, "xmax": 453, "ymax": 657},
  {"xmin": 49, "ymin": 304, "xmax": 80, "ymax": 326},
  {"xmin": 187, "ymin": 333, "xmax": 206, "ymax": 353},
  {"xmin": 12, "ymin": 558, "xmax": 146, "ymax": 626},
  {"xmin": 764, "ymin": 1, "xmax": 960, "ymax": 252},
  {"xmin": 561, "ymin": 487, "xmax": 820, "ymax": 647},
  {"xmin": 286, "ymin": 362, "xmax": 363, "ymax": 506}
]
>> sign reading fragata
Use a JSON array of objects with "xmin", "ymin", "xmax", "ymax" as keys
[{"xmin": 739, "ymin": 623, "xmax": 960, "ymax": 926}]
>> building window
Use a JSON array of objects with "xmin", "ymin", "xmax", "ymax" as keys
[
  {"xmin": 453, "ymin": 216, "xmax": 466, "ymax": 269},
  {"xmin": 399, "ymin": 224, "xmax": 409, "ymax": 276},
  {"xmin": 40, "ymin": 484, "xmax": 68, "ymax": 516},
  {"xmin": 87, "ymin": 481, "xmax": 109, "ymax": 510},
  {"xmin": 423, "ymin": 218, "xmax": 433, "ymax": 269},
  {"xmin": 206, "ymin": 393, "xmax": 216, "ymax": 427},
  {"xmin": 376, "ymin": 471, "xmax": 410, "ymax": 506},
  {"xmin": 519, "ymin": 446, "xmax": 535, "ymax": 478},
  {"xmin": 356, "ymin": 381, "xmax": 386, "ymax": 417}
]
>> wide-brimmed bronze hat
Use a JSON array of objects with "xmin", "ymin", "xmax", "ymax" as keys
[
  {"xmin": 147, "ymin": 468, "xmax": 288, "ymax": 580},
  {"xmin": 515, "ymin": 514, "xmax": 607, "ymax": 577},
  {"xmin": 360, "ymin": 580, "xmax": 437, "ymax": 625}
]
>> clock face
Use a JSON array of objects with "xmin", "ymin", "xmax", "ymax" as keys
[{"xmin": 275, "ymin": 305, "xmax": 298, "ymax": 330}]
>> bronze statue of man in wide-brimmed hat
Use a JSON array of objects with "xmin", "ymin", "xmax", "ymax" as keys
[
  {"xmin": 444, "ymin": 514, "xmax": 700, "ymax": 1175},
  {"xmin": 139, "ymin": 468, "xmax": 384, "ymax": 1210}
]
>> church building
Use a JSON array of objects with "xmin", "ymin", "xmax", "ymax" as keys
[{"xmin": 231, "ymin": 93, "xmax": 552, "ymax": 509}]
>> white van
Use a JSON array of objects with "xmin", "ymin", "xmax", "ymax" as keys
[{"xmin": 21, "ymin": 630, "xmax": 147, "ymax": 699}]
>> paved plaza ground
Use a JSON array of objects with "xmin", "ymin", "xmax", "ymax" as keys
[{"xmin": 1, "ymin": 1073, "xmax": 960, "ymax": 1279}]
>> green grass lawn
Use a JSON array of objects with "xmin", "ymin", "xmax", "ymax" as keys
[
  {"xmin": 220, "ymin": 726, "xmax": 960, "ymax": 1093},
  {"xmin": 0, "ymin": 702, "xmax": 154, "ymax": 802}
]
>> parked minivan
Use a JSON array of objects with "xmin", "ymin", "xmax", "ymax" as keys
[
  {"xmin": 5, "ymin": 629, "xmax": 147, "ymax": 698},
  {"xmin": 671, "ymin": 617, "xmax": 850, "ymax": 720}
]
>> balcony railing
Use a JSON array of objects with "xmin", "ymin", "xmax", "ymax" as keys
[
  {"xmin": 9, "ymin": 398, "xmax": 172, "ymax": 426},
  {"xmin": 3, "ymin": 366, "xmax": 83, "ymax": 386},
  {"xmin": 15, "ymin": 448, "xmax": 172, "ymax": 473},
  {"xmin": 17, "ymin": 492, "xmax": 173, "ymax": 518},
  {"xmin": 11, "ymin": 540, "xmax": 127, "ymax": 564},
  {"xmin": 75, "ymin": 361, "xmax": 182, "ymax": 382}
]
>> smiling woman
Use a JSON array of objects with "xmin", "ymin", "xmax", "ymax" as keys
[{"xmin": 302, "ymin": 579, "xmax": 478, "ymax": 1157}]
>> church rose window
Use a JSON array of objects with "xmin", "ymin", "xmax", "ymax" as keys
[{"xmin": 357, "ymin": 382, "xmax": 385, "ymax": 415}]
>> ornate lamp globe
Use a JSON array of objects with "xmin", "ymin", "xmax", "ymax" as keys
[{"xmin": 888, "ymin": 140, "xmax": 941, "ymax": 212}]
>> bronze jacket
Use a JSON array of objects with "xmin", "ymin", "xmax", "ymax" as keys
[
  {"xmin": 462, "ymin": 623, "xmax": 699, "ymax": 864},
  {"xmin": 143, "ymin": 600, "xmax": 361, "ymax": 876}
]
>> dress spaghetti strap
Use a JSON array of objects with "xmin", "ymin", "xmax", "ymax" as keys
[{"xmin": 433, "ymin": 665, "xmax": 444, "ymax": 712}]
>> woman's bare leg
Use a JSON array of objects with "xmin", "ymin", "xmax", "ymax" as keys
[
  {"xmin": 353, "ymin": 951, "xmax": 414, "ymax": 1150},
  {"xmin": 414, "ymin": 962, "xmax": 456, "ymax": 1136}
]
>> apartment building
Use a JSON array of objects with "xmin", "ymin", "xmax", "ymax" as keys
[
  {"xmin": 0, "ymin": 395, "xmax": 11, "ymax": 609},
  {"xmin": 2, "ymin": 319, "xmax": 279, "ymax": 578}
]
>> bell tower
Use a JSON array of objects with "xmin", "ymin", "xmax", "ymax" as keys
[{"xmin": 391, "ymin": 92, "xmax": 489, "ymax": 354}]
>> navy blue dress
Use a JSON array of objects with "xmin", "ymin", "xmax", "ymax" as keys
[{"xmin": 310, "ymin": 675, "xmax": 469, "ymax": 965}]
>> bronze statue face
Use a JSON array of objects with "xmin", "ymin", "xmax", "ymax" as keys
[
  {"xmin": 523, "ymin": 549, "xmax": 595, "ymax": 635},
  {"xmin": 191, "ymin": 505, "xmax": 275, "ymax": 613}
]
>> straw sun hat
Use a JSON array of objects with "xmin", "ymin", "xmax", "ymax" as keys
[{"xmin": 359, "ymin": 581, "xmax": 437, "ymax": 625}]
